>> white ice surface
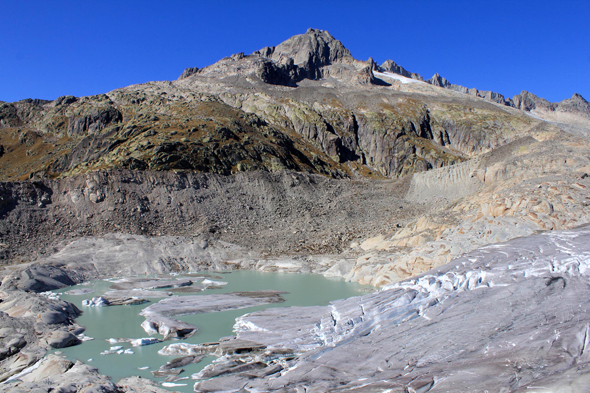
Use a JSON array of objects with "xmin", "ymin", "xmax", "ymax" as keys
[
  {"xmin": 373, "ymin": 71, "xmax": 424, "ymax": 84},
  {"xmin": 1, "ymin": 358, "xmax": 44, "ymax": 384}
]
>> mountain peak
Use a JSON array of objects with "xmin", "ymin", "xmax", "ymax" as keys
[
  {"xmin": 268, "ymin": 28, "xmax": 353, "ymax": 73},
  {"xmin": 427, "ymin": 73, "xmax": 451, "ymax": 88},
  {"xmin": 572, "ymin": 92, "xmax": 587, "ymax": 102}
]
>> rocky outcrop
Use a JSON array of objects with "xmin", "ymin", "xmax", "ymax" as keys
[
  {"xmin": 67, "ymin": 106, "xmax": 122, "ymax": 136},
  {"xmin": 267, "ymin": 28, "xmax": 353, "ymax": 80},
  {"xmin": 424, "ymin": 73, "xmax": 590, "ymax": 122},
  {"xmin": 0, "ymin": 287, "xmax": 85, "ymax": 384},
  {"xmin": 426, "ymin": 72, "xmax": 451, "ymax": 88},
  {"xmin": 426, "ymin": 73, "xmax": 512, "ymax": 105},
  {"xmin": 188, "ymin": 28, "xmax": 376, "ymax": 88},
  {"xmin": 2, "ymin": 265, "xmax": 79, "ymax": 292},
  {"xmin": 560, "ymin": 92, "xmax": 590, "ymax": 116},
  {"xmin": 0, "ymin": 103, "xmax": 22, "ymax": 128},
  {"xmin": 511, "ymin": 90, "xmax": 553, "ymax": 111},
  {"xmin": 177, "ymin": 66, "xmax": 199, "ymax": 80},
  {"xmin": 1, "ymin": 354, "xmax": 118, "ymax": 392},
  {"xmin": 512, "ymin": 90, "xmax": 590, "ymax": 118},
  {"xmin": 378, "ymin": 59, "xmax": 423, "ymax": 80},
  {"xmin": 50, "ymin": 95, "xmax": 78, "ymax": 107}
]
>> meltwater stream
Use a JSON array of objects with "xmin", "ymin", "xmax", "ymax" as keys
[{"xmin": 52, "ymin": 271, "xmax": 369, "ymax": 392}]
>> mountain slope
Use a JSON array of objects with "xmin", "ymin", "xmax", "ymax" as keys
[
  {"xmin": 0, "ymin": 28, "xmax": 567, "ymax": 183},
  {"xmin": 0, "ymin": 29, "xmax": 589, "ymax": 275}
]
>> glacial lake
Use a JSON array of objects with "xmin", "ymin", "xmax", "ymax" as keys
[{"xmin": 52, "ymin": 270, "xmax": 370, "ymax": 392}]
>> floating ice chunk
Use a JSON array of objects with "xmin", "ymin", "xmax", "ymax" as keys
[
  {"xmin": 87, "ymin": 358, "xmax": 93, "ymax": 362},
  {"xmin": 39, "ymin": 291, "xmax": 61, "ymax": 301},
  {"xmin": 106, "ymin": 337, "xmax": 161, "ymax": 347},
  {"xmin": 82, "ymin": 296, "xmax": 109, "ymax": 307},
  {"xmin": 130, "ymin": 337, "xmax": 161, "ymax": 347},
  {"xmin": 138, "ymin": 366, "xmax": 150, "ymax": 370},
  {"xmin": 124, "ymin": 349, "xmax": 134, "ymax": 354},
  {"xmin": 162, "ymin": 382, "xmax": 188, "ymax": 387},
  {"xmin": 100, "ymin": 346, "xmax": 126, "ymax": 356},
  {"xmin": 202, "ymin": 279, "xmax": 228, "ymax": 286},
  {"xmin": 105, "ymin": 277, "xmax": 126, "ymax": 283},
  {"xmin": 66, "ymin": 288, "xmax": 94, "ymax": 295}
]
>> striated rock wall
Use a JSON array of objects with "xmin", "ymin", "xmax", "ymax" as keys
[
  {"xmin": 405, "ymin": 158, "xmax": 483, "ymax": 202},
  {"xmin": 0, "ymin": 169, "xmax": 416, "ymax": 265}
]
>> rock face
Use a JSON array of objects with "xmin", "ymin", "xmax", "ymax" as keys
[
  {"xmin": 67, "ymin": 106, "xmax": 122, "ymax": 136},
  {"xmin": 0, "ymin": 28, "xmax": 551, "ymax": 185},
  {"xmin": 0, "ymin": 353, "xmax": 165, "ymax": 392},
  {"xmin": 177, "ymin": 66, "xmax": 199, "ymax": 80},
  {"xmin": 0, "ymin": 288, "xmax": 83, "ymax": 384},
  {"xmin": 45, "ymin": 330, "xmax": 81, "ymax": 348},
  {"xmin": 423, "ymin": 73, "xmax": 590, "ymax": 121},
  {"xmin": 265, "ymin": 28, "xmax": 354, "ymax": 82},
  {"xmin": 379, "ymin": 59, "xmax": 423, "ymax": 80}
]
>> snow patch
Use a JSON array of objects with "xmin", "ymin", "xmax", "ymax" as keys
[
  {"xmin": 2, "ymin": 357, "xmax": 44, "ymax": 383},
  {"xmin": 373, "ymin": 71, "xmax": 424, "ymax": 85}
]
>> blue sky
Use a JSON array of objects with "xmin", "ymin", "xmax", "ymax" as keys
[{"xmin": 1, "ymin": 0, "xmax": 588, "ymax": 103}]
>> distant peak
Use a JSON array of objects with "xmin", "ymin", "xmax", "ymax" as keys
[
  {"xmin": 178, "ymin": 67, "xmax": 199, "ymax": 80},
  {"xmin": 378, "ymin": 60, "xmax": 424, "ymax": 81},
  {"xmin": 572, "ymin": 92, "xmax": 587, "ymax": 102},
  {"xmin": 270, "ymin": 29, "xmax": 352, "ymax": 68},
  {"xmin": 427, "ymin": 73, "xmax": 451, "ymax": 88},
  {"xmin": 306, "ymin": 27, "xmax": 326, "ymax": 35}
]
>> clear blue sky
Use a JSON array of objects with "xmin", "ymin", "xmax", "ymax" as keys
[{"xmin": 1, "ymin": 0, "xmax": 588, "ymax": 103}]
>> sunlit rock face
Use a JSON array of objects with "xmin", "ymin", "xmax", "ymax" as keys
[{"xmin": 192, "ymin": 226, "xmax": 590, "ymax": 392}]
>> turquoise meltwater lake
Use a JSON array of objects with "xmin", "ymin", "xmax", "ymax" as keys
[{"xmin": 53, "ymin": 270, "xmax": 370, "ymax": 392}]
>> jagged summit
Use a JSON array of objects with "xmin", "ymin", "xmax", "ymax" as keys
[
  {"xmin": 266, "ymin": 28, "xmax": 352, "ymax": 69},
  {"xmin": 573, "ymin": 92, "xmax": 587, "ymax": 100},
  {"xmin": 252, "ymin": 28, "xmax": 360, "ymax": 84},
  {"xmin": 178, "ymin": 29, "xmax": 587, "ymax": 118},
  {"xmin": 378, "ymin": 59, "xmax": 423, "ymax": 81},
  {"xmin": 179, "ymin": 28, "xmax": 374, "ymax": 86}
]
